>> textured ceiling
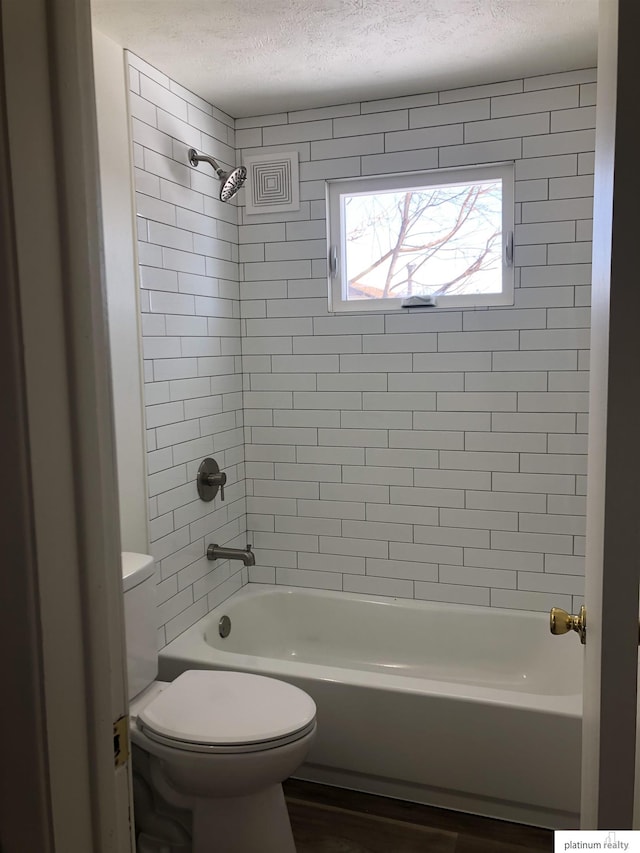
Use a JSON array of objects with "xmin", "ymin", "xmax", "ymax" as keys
[{"xmin": 91, "ymin": 0, "xmax": 598, "ymax": 118}]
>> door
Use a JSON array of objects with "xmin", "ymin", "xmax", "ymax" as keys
[
  {"xmin": 0, "ymin": 0, "xmax": 135, "ymax": 851},
  {"xmin": 569, "ymin": 0, "xmax": 640, "ymax": 829}
]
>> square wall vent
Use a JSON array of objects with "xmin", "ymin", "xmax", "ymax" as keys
[{"xmin": 244, "ymin": 151, "xmax": 300, "ymax": 215}]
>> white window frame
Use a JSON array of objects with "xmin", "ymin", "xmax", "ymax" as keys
[{"xmin": 326, "ymin": 162, "xmax": 515, "ymax": 313}]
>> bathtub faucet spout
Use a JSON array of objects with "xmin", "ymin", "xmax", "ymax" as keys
[{"xmin": 207, "ymin": 543, "xmax": 255, "ymax": 566}]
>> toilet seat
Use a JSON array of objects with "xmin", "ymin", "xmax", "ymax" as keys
[{"xmin": 136, "ymin": 670, "xmax": 316, "ymax": 755}]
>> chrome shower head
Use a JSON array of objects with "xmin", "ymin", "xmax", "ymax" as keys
[
  {"xmin": 188, "ymin": 148, "xmax": 247, "ymax": 202},
  {"xmin": 219, "ymin": 165, "xmax": 248, "ymax": 203}
]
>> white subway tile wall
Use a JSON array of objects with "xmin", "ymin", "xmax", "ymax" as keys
[
  {"xmin": 238, "ymin": 68, "xmax": 596, "ymax": 615},
  {"xmin": 127, "ymin": 52, "xmax": 247, "ymax": 647},
  {"xmin": 127, "ymin": 58, "xmax": 595, "ymax": 633}
]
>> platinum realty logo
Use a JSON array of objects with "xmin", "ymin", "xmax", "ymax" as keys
[{"xmin": 556, "ymin": 831, "xmax": 639, "ymax": 851}]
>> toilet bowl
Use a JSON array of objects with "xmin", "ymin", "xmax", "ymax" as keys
[{"xmin": 123, "ymin": 553, "xmax": 316, "ymax": 853}]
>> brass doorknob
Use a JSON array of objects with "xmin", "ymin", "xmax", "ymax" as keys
[{"xmin": 550, "ymin": 605, "xmax": 586, "ymax": 644}]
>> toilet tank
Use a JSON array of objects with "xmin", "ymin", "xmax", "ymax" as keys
[{"xmin": 122, "ymin": 552, "xmax": 157, "ymax": 701}]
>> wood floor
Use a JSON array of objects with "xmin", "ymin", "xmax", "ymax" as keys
[{"xmin": 284, "ymin": 780, "xmax": 553, "ymax": 853}]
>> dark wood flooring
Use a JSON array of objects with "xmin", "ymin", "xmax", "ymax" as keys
[{"xmin": 284, "ymin": 779, "xmax": 553, "ymax": 853}]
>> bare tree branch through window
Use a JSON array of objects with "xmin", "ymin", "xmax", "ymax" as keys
[{"xmin": 343, "ymin": 180, "xmax": 503, "ymax": 301}]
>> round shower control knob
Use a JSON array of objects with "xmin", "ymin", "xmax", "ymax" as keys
[{"xmin": 197, "ymin": 457, "xmax": 226, "ymax": 502}]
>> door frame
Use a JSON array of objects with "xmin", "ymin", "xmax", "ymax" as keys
[
  {"xmin": 0, "ymin": 0, "xmax": 134, "ymax": 850},
  {"xmin": 581, "ymin": 0, "xmax": 640, "ymax": 828}
]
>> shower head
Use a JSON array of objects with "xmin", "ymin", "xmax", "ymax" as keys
[
  {"xmin": 188, "ymin": 148, "xmax": 247, "ymax": 202},
  {"xmin": 219, "ymin": 165, "xmax": 248, "ymax": 203}
]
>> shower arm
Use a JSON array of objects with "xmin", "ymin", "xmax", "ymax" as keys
[{"xmin": 188, "ymin": 148, "xmax": 224, "ymax": 178}]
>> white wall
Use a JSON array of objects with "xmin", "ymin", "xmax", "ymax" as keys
[
  {"xmin": 126, "ymin": 53, "xmax": 247, "ymax": 647},
  {"xmin": 93, "ymin": 29, "xmax": 148, "ymax": 553},
  {"xmin": 237, "ymin": 68, "xmax": 596, "ymax": 613}
]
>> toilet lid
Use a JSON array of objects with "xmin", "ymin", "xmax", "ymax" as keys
[{"xmin": 137, "ymin": 670, "xmax": 316, "ymax": 750}]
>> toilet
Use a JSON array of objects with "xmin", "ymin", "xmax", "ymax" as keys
[{"xmin": 122, "ymin": 552, "xmax": 316, "ymax": 853}]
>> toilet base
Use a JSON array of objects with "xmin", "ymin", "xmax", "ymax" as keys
[{"xmin": 192, "ymin": 783, "xmax": 296, "ymax": 853}]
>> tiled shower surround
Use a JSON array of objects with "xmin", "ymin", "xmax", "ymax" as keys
[
  {"xmin": 128, "ymin": 53, "xmax": 248, "ymax": 647},
  {"xmin": 129, "ymin": 53, "xmax": 595, "ymax": 643},
  {"xmin": 238, "ymin": 69, "xmax": 594, "ymax": 615}
]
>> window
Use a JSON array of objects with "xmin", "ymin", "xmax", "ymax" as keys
[{"xmin": 326, "ymin": 164, "xmax": 514, "ymax": 312}]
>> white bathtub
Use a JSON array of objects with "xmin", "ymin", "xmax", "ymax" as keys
[{"xmin": 159, "ymin": 584, "xmax": 582, "ymax": 828}]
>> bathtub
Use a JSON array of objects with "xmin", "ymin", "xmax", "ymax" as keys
[{"xmin": 158, "ymin": 584, "xmax": 582, "ymax": 828}]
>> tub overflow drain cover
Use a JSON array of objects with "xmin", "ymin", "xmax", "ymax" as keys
[{"xmin": 219, "ymin": 615, "xmax": 231, "ymax": 638}]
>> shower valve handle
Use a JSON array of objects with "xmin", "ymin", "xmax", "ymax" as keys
[
  {"xmin": 196, "ymin": 457, "xmax": 226, "ymax": 502},
  {"xmin": 202, "ymin": 471, "xmax": 226, "ymax": 500}
]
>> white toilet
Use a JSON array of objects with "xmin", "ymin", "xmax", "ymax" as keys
[{"xmin": 122, "ymin": 552, "xmax": 316, "ymax": 853}]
